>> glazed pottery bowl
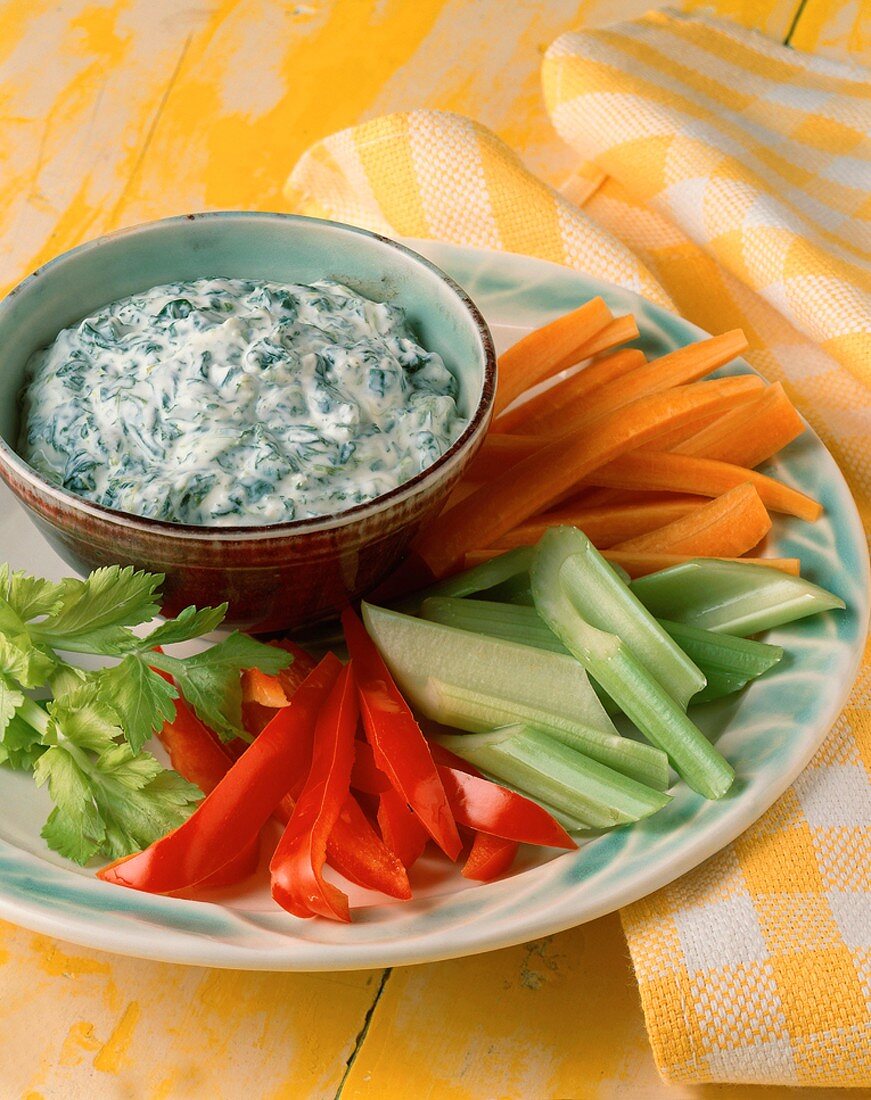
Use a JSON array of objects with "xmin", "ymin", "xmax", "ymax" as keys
[{"xmin": 0, "ymin": 213, "xmax": 496, "ymax": 631}]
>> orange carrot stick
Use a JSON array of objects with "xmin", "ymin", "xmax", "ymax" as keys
[
  {"xmin": 526, "ymin": 330, "xmax": 750, "ymax": 439},
  {"xmin": 461, "ymin": 549, "xmax": 801, "ymax": 577},
  {"xmin": 494, "ymin": 348, "xmax": 646, "ymax": 434},
  {"xmin": 673, "ymin": 382, "xmax": 805, "ymax": 467},
  {"xmin": 578, "ymin": 314, "xmax": 639, "ymax": 358},
  {"xmin": 465, "ymin": 434, "xmax": 539, "ymax": 482},
  {"xmin": 582, "ymin": 451, "xmax": 822, "ymax": 522},
  {"xmin": 412, "ymin": 375, "xmax": 764, "ymax": 578},
  {"xmin": 611, "ymin": 484, "xmax": 771, "ymax": 557},
  {"xmin": 493, "ymin": 297, "xmax": 612, "ymax": 416},
  {"xmin": 490, "ymin": 497, "xmax": 704, "ymax": 550}
]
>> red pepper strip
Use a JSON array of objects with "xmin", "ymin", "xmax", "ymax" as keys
[
  {"xmin": 342, "ymin": 607, "xmax": 461, "ymax": 860},
  {"xmin": 274, "ymin": 639, "xmax": 317, "ymax": 698},
  {"xmin": 351, "ymin": 740, "xmax": 393, "ymax": 795},
  {"xmin": 98, "ymin": 654, "xmax": 342, "ymax": 893},
  {"xmin": 270, "ymin": 663, "xmax": 358, "ymax": 922},
  {"xmin": 157, "ymin": 696, "xmax": 235, "ymax": 795},
  {"xmin": 429, "ymin": 742, "xmax": 485, "ymax": 778},
  {"xmin": 437, "ymin": 766, "xmax": 576, "ymax": 849},
  {"xmin": 377, "ymin": 788, "xmax": 430, "ymax": 869},
  {"xmin": 193, "ymin": 836, "xmax": 261, "ymax": 889},
  {"xmin": 462, "ymin": 833, "xmax": 519, "ymax": 881}
]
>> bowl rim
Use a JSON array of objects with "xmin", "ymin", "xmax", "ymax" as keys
[{"xmin": 0, "ymin": 211, "xmax": 497, "ymax": 541}]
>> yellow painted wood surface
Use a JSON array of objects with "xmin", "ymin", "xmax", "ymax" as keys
[{"xmin": 0, "ymin": 2, "xmax": 866, "ymax": 1097}]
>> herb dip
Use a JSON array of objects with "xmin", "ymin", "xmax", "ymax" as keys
[{"xmin": 19, "ymin": 277, "xmax": 465, "ymax": 526}]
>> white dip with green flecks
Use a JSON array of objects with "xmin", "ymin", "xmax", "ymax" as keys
[{"xmin": 18, "ymin": 277, "xmax": 465, "ymax": 526}]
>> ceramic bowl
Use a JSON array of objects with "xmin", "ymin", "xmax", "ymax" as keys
[{"xmin": 0, "ymin": 213, "xmax": 496, "ymax": 631}]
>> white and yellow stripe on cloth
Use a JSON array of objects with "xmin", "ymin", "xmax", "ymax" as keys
[{"xmin": 286, "ymin": 9, "xmax": 871, "ymax": 1088}]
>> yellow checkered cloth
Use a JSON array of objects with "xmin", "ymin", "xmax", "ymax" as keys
[{"xmin": 286, "ymin": 10, "xmax": 871, "ymax": 1088}]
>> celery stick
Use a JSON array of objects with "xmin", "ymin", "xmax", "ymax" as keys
[
  {"xmin": 659, "ymin": 619, "xmax": 783, "ymax": 680},
  {"xmin": 422, "ymin": 598, "xmax": 781, "ymax": 710},
  {"xmin": 362, "ymin": 603, "xmax": 669, "ymax": 788},
  {"xmin": 532, "ymin": 531, "xmax": 735, "ymax": 799},
  {"xmin": 427, "ymin": 679, "xmax": 669, "ymax": 790},
  {"xmin": 437, "ymin": 726, "xmax": 670, "ymax": 828},
  {"xmin": 479, "ymin": 573, "xmax": 534, "ymax": 606},
  {"xmin": 631, "ymin": 559, "xmax": 845, "ymax": 636},
  {"xmin": 394, "ymin": 547, "xmax": 533, "ymax": 614},
  {"xmin": 549, "ymin": 527, "xmax": 705, "ymax": 708}
]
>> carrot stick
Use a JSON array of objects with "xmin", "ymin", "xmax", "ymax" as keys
[
  {"xmin": 494, "ymin": 348, "xmax": 645, "ymax": 434},
  {"xmin": 490, "ymin": 497, "xmax": 704, "ymax": 550},
  {"xmin": 464, "ymin": 434, "xmax": 539, "ymax": 482},
  {"xmin": 578, "ymin": 314, "xmax": 639, "ymax": 358},
  {"xmin": 493, "ymin": 297, "xmax": 612, "ymax": 417},
  {"xmin": 673, "ymin": 382, "xmax": 805, "ymax": 467},
  {"xmin": 611, "ymin": 484, "xmax": 771, "ymax": 557},
  {"xmin": 461, "ymin": 549, "xmax": 801, "ymax": 577},
  {"xmin": 411, "ymin": 375, "xmax": 765, "ymax": 578},
  {"xmin": 525, "ymin": 330, "xmax": 750, "ymax": 439},
  {"xmin": 582, "ymin": 451, "xmax": 822, "ymax": 522}
]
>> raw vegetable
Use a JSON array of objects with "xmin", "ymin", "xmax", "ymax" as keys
[
  {"xmin": 581, "ymin": 451, "xmax": 822, "ymax": 522},
  {"xmin": 270, "ymin": 663, "xmax": 358, "ymax": 922},
  {"xmin": 611, "ymin": 484, "xmax": 771, "ymax": 557},
  {"xmin": 602, "ymin": 552, "xmax": 801, "ymax": 580},
  {"xmin": 343, "ymin": 607, "xmax": 461, "ymax": 859},
  {"xmin": 552, "ymin": 527, "xmax": 706, "ymax": 708},
  {"xmin": 579, "ymin": 314, "xmax": 640, "ymax": 359},
  {"xmin": 98, "ymin": 654, "xmax": 342, "ymax": 892},
  {"xmin": 673, "ymin": 382, "xmax": 805, "ymax": 467},
  {"xmin": 437, "ymin": 726, "xmax": 671, "ymax": 828},
  {"xmin": 494, "ymin": 348, "xmax": 645, "ymax": 434},
  {"xmin": 0, "ymin": 564, "xmax": 290, "ymax": 863},
  {"xmin": 361, "ymin": 602, "xmax": 669, "ymax": 789},
  {"xmin": 522, "ymin": 330, "xmax": 749, "ymax": 438},
  {"xmin": 412, "ymin": 375, "xmax": 765, "ymax": 577},
  {"xmin": 490, "ymin": 497, "xmax": 704, "ymax": 551},
  {"xmin": 630, "ymin": 559, "xmax": 845, "ymax": 636},
  {"xmin": 493, "ymin": 297, "xmax": 612, "ymax": 416},
  {"xmin": 394, "ymin": 547, "xmax": 533, "ymax": 614},
  {"xmin": 377, "ymin": 787, "xmax": 430, "ymax": 868},
  {"xmin": 155, "ymin": 693, "xmax": 235, "ymax": 796},
  {"xmin": 462, "ymin": 834, "xmax": 519, "ymax": 881},
  {"xmin": 531, "ymin": 529, "xmax": 735, "ymax": 799},
  {"xmin": 420, "ymin": 597, "xmax": 783, "ymax": 706}
]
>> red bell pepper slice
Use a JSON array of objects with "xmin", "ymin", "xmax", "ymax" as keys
[
  {"xmin": 462, "ymin": 833, "xmax": 519, "ymax": 881},
  {"xmin": 342, "ymin": 607, "xmax": 461, "ymax": 860},
  {"xmin": 377, "ymin": 787, "xmax": 430, "ymax": 869},
  {"xmin": 98, "ymin": 653, "xmax": 342, "ymax": 893},
  {"xmin": 270, "ymin": 662, "xmax": 358, "ymax": 922},
  {"xmin": 242, "ymin": 639, "xmax": 318, "ymax": 708},
  {"xmin": 351, "ymin": 739, "xmax": 392, "ymax": 795},
  {"xmin": 193, "ymin": 836, "xmax": 261, "ymax": 889},
  {"xmin": 157, "ymin": 696, "xmax": 235, "ymax": 795},
  {"xmin": 437, "ymin": 766, "xmax": 576, "ymax": 849}
]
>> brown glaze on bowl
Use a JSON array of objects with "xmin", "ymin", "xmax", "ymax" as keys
[{"xmin": 0, "ymin": 214, "xmax": 496, "ymax": 631}]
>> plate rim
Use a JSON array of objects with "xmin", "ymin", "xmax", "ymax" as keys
[{"xmin": 0, "ymin": 239, "xmax": 867, "ymax": 971}]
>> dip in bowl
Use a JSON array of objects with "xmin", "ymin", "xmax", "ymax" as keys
[{"xmin": 0, "ymin": 213, "xmax": 496, "ymax": 631}]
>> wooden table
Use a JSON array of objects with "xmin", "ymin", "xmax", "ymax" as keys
[{"xmin": 0, "ymin": 2, "xmax": 866, "ymax": 1096}]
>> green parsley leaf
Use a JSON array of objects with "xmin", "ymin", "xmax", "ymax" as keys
[
  {"xmin": 96, "ymin": 657, "xmax": 178, "ymax": 754},
  {"xmin": 0, "ymin": 674, "xmax": 24, "ymax": 736},
  {"xmin": 34, "ymin": 740, "xmax": 200, "ymax": 864},
  {"xmin": 152, "ymin": 632, "xmax": 290, "ymax": 741},
  {"xmin": 46, "ymin": 681, "xmax": 124, "ymax": 751},
  {"xmin": 31, "ymin": 566, "xmax": 163, "ymax": 646},
  {"xmin": 0, "ymin": 565, "xmax": 66, "ymax": 620},
  {"xmin": 0, "ymin": 710, "xmax": 46, "ymax": 771},
  {"xmin": 140, "ymin": 603, "xmax": 228, "ymax": 649},
  {"xmin": 0, "ymin": 628, "xmax": 56, "ymax": 689}
]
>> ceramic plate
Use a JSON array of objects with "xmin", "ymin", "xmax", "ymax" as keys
[{"xmin": 0, "ymin": 242, "xmax": 867, "ymax": 971}]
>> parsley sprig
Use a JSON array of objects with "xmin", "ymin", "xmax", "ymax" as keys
[{"xmin": 0, "ymin": 564, "xmax": 291, "ymax": 864}]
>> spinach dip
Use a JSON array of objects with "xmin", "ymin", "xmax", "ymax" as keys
[{"xmin": 18, "ymin": 277, "xmax": 465, "ymax": 526}]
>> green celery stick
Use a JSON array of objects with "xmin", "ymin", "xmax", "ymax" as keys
[
  {"xmin": 532, "ymin": 530, "xmax": 735, "ymax": 800},
  {"xmin": 437, "ymin": 726, "xmax": 670, "ymax": 828},
  {"xmin": 551, "ymin": 527, "xmax": 705, "ymax": 708},
  {"xmin": 631, "ymin": 559, "xmax": 845, "ymax": 636},
  {"xmin": 393, "ymin": 547, "xmax": 533, "ymax": 614}
]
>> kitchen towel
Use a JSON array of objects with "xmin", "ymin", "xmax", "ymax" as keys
[{"xmin": 286, "ymin": 9, "xmax": 871, "ymax": 1087}]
